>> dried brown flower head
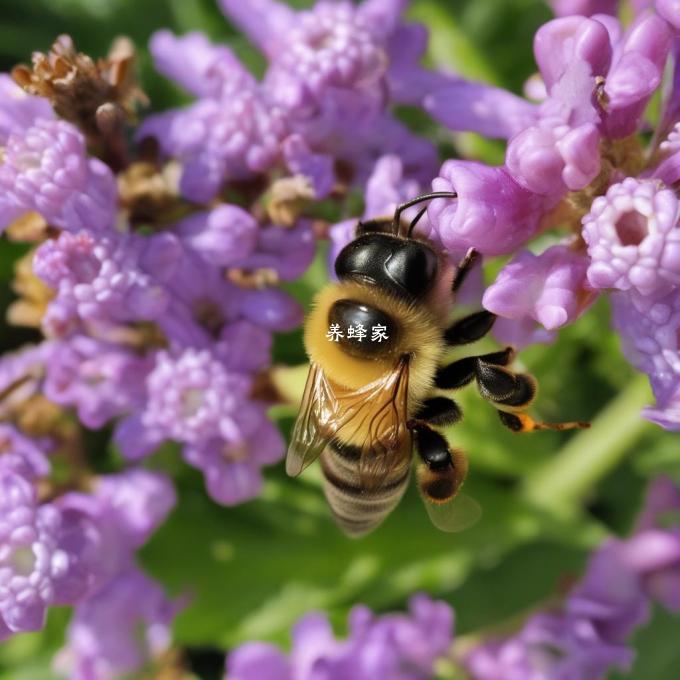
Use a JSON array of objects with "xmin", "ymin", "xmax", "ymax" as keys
[{"xmin": 12, "ymin": 34, "xmax": 147, "ymax": 143}]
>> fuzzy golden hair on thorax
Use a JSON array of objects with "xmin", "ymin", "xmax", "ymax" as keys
[{"xmin": 305, "ymin": 275, "xmax": 452, "ymax": 411}]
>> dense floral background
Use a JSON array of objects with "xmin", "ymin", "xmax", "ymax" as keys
[{"xmin": 0, "ymin": 0, "xmax": 679, "ymax": 678}]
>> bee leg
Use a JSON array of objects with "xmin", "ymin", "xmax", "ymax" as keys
[
  {"xmin": 414, "ymin": 397, "xmax": 462, "ymax": 426},
  {"xmin": 473, "ymin": 361, "xmax": 590, "ymax": 432},
  {"xmin": 435, "ymin": 347, "xmax": 515, "ymax": 390},
  {"xmin": 474, "ymin": 361, "xmax": 537, "ymax": 408},
  {"xmin": 444, "ymin": 310, "xmax": 497, "ymax": 346},
  {"xmin": 497, "ymin": 410, "xmax": 590, "ymax": 432},
  {"xmin": 452, "ymin": 247, "xmax": 480, "ymax": 293},
  {"xmin": 410, "ymin": 422, "xmax": 468, "ymax": 503}
]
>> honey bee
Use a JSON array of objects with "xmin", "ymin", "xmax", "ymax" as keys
[{"xmin": 286, "ymin": 192, "xmax": 588, "ymax": 537}]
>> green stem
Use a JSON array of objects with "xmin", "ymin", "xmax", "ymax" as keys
[{"xmin": 521, "ymin": 374, "xmax": 652, "ymax": 511}]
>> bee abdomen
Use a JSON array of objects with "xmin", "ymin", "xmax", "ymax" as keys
[{"xmin": 320, "ymin": 443, "xmax": 410, "ymax": 538}]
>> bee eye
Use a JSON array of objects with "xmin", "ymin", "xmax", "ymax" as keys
[{"xmin": 328, "ymin": 299, "xmax": 398, "ymax": 357}]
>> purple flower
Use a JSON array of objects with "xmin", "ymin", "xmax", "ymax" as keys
[
  {"xmin": 657, "ymin": 0, "xmax": 680, "ymax": 32},
  {"xmin": 227, "ymin": 643, "xmax": 289, "ymax": 680},
  {"xmin": 0, "ymin": 73, "xmax": 53, "ymax": 143},
  {"xmin": 506, "ymin": 61, "xmax": 602, "ymax": 197},
  {"xmin": 568, "ymin": 539, "xmax": 651, "ymax": 643},
  {"xmin": 43, "ymin": 336, "xmax": 151, "ymax": 428},
  {"xmin": 466, "ymin": 477, "xmax": 680, "ymax": 679},
  {"xmin": 483, "ymin": 245, "xmax": 595, "ymax": 332},
  {"xmin": 184, "ymin": 409, "xmax": 284, "ymax": 505},
  {"xmin": 548, "ymin": 0, "xmax": 619, "ymax": 15},
  {"xmin": 428, "ymin": 161, "xmax": 547, "ymax": 256},
  {"xmin": 466, "ymin": 612, "xmax": 634, "ymax": 680},
  {"xmin": 281, "ymin": 134, "xmax": 335, "ymax": 198},
  {"xmin": 220, "ymin": 0, "xmax": 395, "ymax": 107},
  {"xmin": 56, "ymin": 469, "xmax": 176, "ymax": 582},
  {"xmin": 602, "ymin": 14, "xmax": 671, "ymax": 139},
  {"xmin": 239, "ymin": 221, "xmax": 316, "ymax": 282},
  {"xmin": 54, "ymin": 567, "xmax": 180, "ymax": 680},
  {"xmin": 0, "ymin": 424, "xmax": 50, "ymax": 480},
  {"xmin": 90, "ymin": 469, "xmax": 176, "ymax": 549},
  {"xmin": 149, "ymin": 30, "xmax": 254, "ymax": 99},
  {"xmin": 139, "ymin": 93, "xmax": 288, "ymax": 203},
  {"xmin": 216, "ymin": 320, "xmax": 272, "ymax": 373},
  {"xmin": 226, "ymin": 594, "xmax": 454, "ymax": 680},
  {"xmin": 611, "ymin": 287, "xmax": 680, "ymax": 430},
  {"xmin": 583, "ymin": 178, "xmax": 680, "ymax": 296},
  {"xmin": 533, "ymin": 17, "xmax": 613, "ymax": 94},
  {"xmin": 0, "ymin": 119, "xmax": 116, "ymax": 233},
  {"xmin": 34, "ymin": 230, "xmax": 171, "ymax": 336},
  {"xmin": 174, "ymin": 204, "xmax": 259, "ymax": 267},
  {"xmin": 141, "ymin": 347, "xmax": 251, "ymax": 445},
  {"xmin": 0, "ymin": 469, "xmax": 100, "ymax": 638},
  {"xmin": 263, "ymin": 0, "xmax": 388, "ymax": 108},
  {"xmin": 424, "ymin": 82, "xmax": 538, "ymax": 140}
]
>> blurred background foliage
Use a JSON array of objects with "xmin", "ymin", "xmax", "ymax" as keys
[{"xmin": 0, "ymin": 1, "xmax": 678, "ymax": 679}]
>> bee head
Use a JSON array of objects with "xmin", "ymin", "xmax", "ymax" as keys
[{"xmin": 334, "ymin": 233, "xmax": 439, "ymax": 301}]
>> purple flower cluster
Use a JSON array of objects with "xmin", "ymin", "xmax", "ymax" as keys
[
  {"xmin": 420, "ymin": 1, "xmax": 680, "ymax": 427},
  {"xmin": 226, "ymin": 594, "xmax": 454, "ymax": 680},
  {"xmin": 140, "ymin": 0, "xmax": 441, "ymax": 203},
  {"xmin": 0, "ymin": 0, "xmax": 466, "ymax": 665},
  {"xmin": 225, "ymin": 477, "xmax": 680, "ymax": 680},
  {"xmin": 466, "ymin": 476, "xmax": 680, "ymax": 679}
]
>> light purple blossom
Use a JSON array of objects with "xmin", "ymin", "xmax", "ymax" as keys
[
  {"xmin": 0, "ymin": 74, "xmax": 53, "ymax": 143},
  {"xmin": 184, "ymin": 408, "xmax": 284, "ymax": 505},
  {"xmin": 466, "ymin": 476, "xmax": 680, "ymax": 680},
  {"xmin": 428, "ymin": 162, "xmax": 547, "ymax": 256},
  {"xmin": 226, "ymin": 594, "xmax": 454, "ymax": 680},
  {"xmin": 149, "ymin": 29, "xmax": 254, "ymax": 98},
  {"xmin": 611, "ymin": 287, "xmax": 680, "ymax": 429},
  {"xmin": 506, "ymin": 60, "xmax": 602, "ymax": 197},
  {"xmin": 140, "ymin": 93, "xmax": 288, "ymax": 203},
  {"xmin": 0, "ymin": 469, "xmax": 100, "ymax": 638},
  {"xmin": 0, "ymin": 424, "xmax": 50, "ymax": 480},
  {"xmin": 466, "ymin": 612, "xmax": 634, "ymax": 680},
  {"xmin": 657, "ymin": 0, "xmax": 680, "ymax": 31},
  {"xmin": 424, "ymin": 82, "xmax": 538, "ymax": 140},
  {"xmin": 548, "ymin": 0, "xmax": 619, "ymax": 15},
  {"xmin": 174, "ymin": 204, "xmax": 259, "ymax": 267},
  {"xmin": 583, "ymin": 178, "xmax": 680, "ymax": 296},
  {"xmin": 239, "ymin": 221, "xmax": 316, "ymax": 282},
  {"xmin": 43, "ymin": 336, "xmax": 151, "ymax": 428},
  {"xmin": 483, "ymin": 245, "xmax": 595, "ymax": 332},
  {"xmin": 34, "ymin": 230, "xmax": 171, "ymax": 336},
  {"xmin": 57, "ymin": 469, "xmax": 176, "ymax": 582},
  {"xmin": 0, "ymin": 119, "xmax": 116, "ymax": 233},
  {"xmin": 54, "ymin": 567, "xmax": 180, "ymax": 680},
  {"xmin": 141, "ymin": 347, "xmax": 251, "ymax": 445}
]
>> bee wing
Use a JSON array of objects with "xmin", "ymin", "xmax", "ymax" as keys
[
  {"xmin": 334, "ymin": 355, "xmax": 412, "ymax": 491},
  {"xmin": 286, "ymin": 362, "xmax": 341, "ymax": 478},
  {"xmin": 423, "ymin": 493, "xmax": 482, "ymax": 533}
]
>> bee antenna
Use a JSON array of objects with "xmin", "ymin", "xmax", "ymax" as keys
[
  {"xmin": 393, "ymin": 191, "xmax": 458, "ymax": 237},
  {"xmin": 406, "ymin": 206, "xmax": 428, "ymax": 238}
]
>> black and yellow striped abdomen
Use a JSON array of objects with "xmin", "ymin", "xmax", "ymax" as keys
[{"xmin": 320, "ymin": 441, "xmax": 411, "ymax": 538}]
